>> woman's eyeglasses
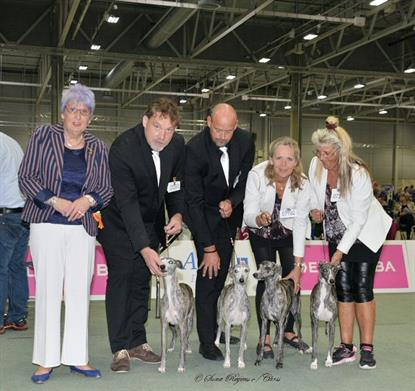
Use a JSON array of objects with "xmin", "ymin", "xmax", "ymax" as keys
[
  {"xmin": 65, "ymin": 106, "xmax": 91, "ymax": 117},
  {"xmin": 313, "ymin": 149, "xmax": 338, "ymax": 159}
]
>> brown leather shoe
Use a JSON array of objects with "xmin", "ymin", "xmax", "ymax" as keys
[
  {"xmin": 111, "ymin": 349, "xmax": 130, "ymax": 373},
  {"xmin": 128, "ymin": 343, "xmax": 161, "ymax": 364},
  {"xmin": 5, "ymin": 319, "xmax": 28, "ymax": 331}
]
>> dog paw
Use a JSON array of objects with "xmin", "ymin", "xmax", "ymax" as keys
[
  {"xmin": 325, "ymin": 359, "xmax": 333, "ymax": 368},
  {"xmin": 177, "ymin": 367, "xmax": 185, "ymax": 373},
  {"xmin": 238, "ymin": 360, "xmax": 245, "ymax": 369},
  {"xmin": 276, "ymin": 362, "xmax": 283, "ymax": 369},
  {"xmin": 254, "ymin": 360, "xmax": 261, "ymax": 366},
  {"xmin": 167, "ymin": 348, "xmax": 174, "ymax": 352},
  {"xmin": 310, "ymin": 360, "xmax": 318, "ymax": 370},
  {"xmin": 158, "ymin": 367, "xmax": 166, "ymax": 373},
  {"xmin": 304, "ymin": 347, "xmax": 313, "ymax": 354},
  {"xmin": 214, "ymin": 340, "xmax": 220, "ymax": 348},
  {"xmin": 185, "ymin": 349, "xmax": 192, "ymax": 354}
]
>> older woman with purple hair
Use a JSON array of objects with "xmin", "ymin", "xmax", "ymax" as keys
[{"xmin": 19, "ymin": 84, "xmax": 113, "ymax": 383}]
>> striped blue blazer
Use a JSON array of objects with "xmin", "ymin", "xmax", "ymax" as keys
[{"xmin": 18, "ymin": 123, "xmax": 113, "ymax": 236}]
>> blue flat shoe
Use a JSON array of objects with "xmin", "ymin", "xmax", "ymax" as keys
[
  {"xmin": 31, "ymin": 368, "xmax": 53, "ymax": 384},
  {"xmin": 69, "ymin": 366, "xmax": 102, "ymax": 378}
]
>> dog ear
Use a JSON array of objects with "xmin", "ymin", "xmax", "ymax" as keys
[{"xmin": 175, "ymin": 260, "xmax": 184, "ymax": 269}]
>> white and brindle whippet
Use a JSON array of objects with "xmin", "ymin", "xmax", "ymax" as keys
[
  {"xmin": 310, "ymin": 262, "xmax": 341, "ymax": 370},
  {"xmin": 214, "ymin": 263, "xmax": 251, "ymax": 368},
  {"xmin": 158, "ymin": 257, "xmax": 194, "ymax": 374}
]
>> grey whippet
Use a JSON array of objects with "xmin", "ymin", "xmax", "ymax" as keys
[
  {"xmin": 310, "ymin": 262, "xmax": 341, "ymax": 370},
  {"xmin": 253, "ymin": 259, "xmax": 305, "ymax": 369},
  {"xmin": 214, "ymin": 263, "xmax": 251, "ymax": 368},
  {"xmin": 158, "ymin": 257, "xmax": 194, "ymax": 373}
]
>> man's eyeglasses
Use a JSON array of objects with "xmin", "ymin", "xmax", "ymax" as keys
[{"xmin": 65, "ymin": 106, "xmax": 91, "ymax": 117}]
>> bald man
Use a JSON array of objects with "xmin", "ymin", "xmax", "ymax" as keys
[{"xmin": 184, "ymin": 103, "xmax": 255, "ymax": 360}]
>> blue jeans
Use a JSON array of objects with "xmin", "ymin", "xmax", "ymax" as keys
[{"xmin": 0, "ymin": 212, "xmax": 29, "ymax": 326}]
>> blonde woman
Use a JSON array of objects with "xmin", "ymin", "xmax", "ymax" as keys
[
  {"xmin": 308, "ymin": 116, "xmax": 392, "ymax": 369},
  {"xmin": 244, "ymin": 137, "xmax": 311, "ymax": 358}
]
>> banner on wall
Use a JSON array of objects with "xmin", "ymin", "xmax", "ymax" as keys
[{"xmin": 26, "ymin": 240, "xmax": 413, "ymax": 300}]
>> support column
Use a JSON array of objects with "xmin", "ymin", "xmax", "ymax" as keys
[
  {"xmin": 51, "ymin": 56, "xmax": 64, "ymax": 123},
  {"xmin": 392, "ymin": 114, "xmax": 398, "ymax": 189},
  {"xmin": 51, "ymin": 0, "xmax": 64, "ymax": 123},
  {"xmin": 290, "ymin": 72, "xmax": 302, "ymax": 145}
]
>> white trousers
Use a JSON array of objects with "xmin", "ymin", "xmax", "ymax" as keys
[{"xmin": 30, "ymin": 223, "xmax": 95, "ymax": 367}]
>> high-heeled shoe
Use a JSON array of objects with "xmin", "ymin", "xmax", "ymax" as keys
[
  {"xmin": 31, "ymin": 368, "xmax": 53, "ymax": 384},
  {"xmin": 69, "ymin": 365, "xmax": 102, "ymax": 378}
]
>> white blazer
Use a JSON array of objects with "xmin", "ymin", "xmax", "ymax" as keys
[
  {"xmin": 308, "ymin": 156, "xmax": 392, "ymax": 254},
  {"xmin": 243, "ymin": 161, "xmax": 311, "ymax": 258}
]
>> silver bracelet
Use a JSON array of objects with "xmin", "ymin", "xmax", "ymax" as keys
[
  {"xmin": 47, "ymin": 196, "xmax": 58, "ymax": 206},
  {"xmin": 84, "ymin": 194, "xmax": 96, "ymax": 207}
]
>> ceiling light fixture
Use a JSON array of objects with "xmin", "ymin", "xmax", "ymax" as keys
[
  {"xmin": 90, "ymin": 44, "xmax": 101, "ymax": 50},
  {"xmin": 258, "ymin": 57, "xmax": 271, "ymax": 63},
  {"xmin": 226, "ymin": 74, "xmax": 236, "ymax": 80},
  {"xmin": 284, "ymin": 105, "xmax": 292, "ymax": 110},
  {"xmin": 70, "ymin": 80, "xmax": 78, "ymax": 85},
  {"xmin": 201, "ymin": 88, "xmax": 210, "ymax": 93},
  {"xmin": 179, "ymin": 98, "xmax": 187, "ymax": 104},
  {"xmin": 354, "ymin": 83, "xmax": 365, "ymax": 89},
  {"xmin": 379, "ymin": 109, "xmax": 388, "ymax": 114},
  {"xmin": 277, "ymin": 66, "xmax": 285, "ymax": 69},
  {"xmin": 404, "ymin": 65, "xmax": 415, "ymax": 74},
  {"xmin": 346, "ymin": 115, "xmax": 355, "ymax": 121},
  {"xmin": 317, "ymin": 94, "xmax": 327, "ymax": 100},
  {"xmin": 106, "ymin": 15, "xmax": 119, "ymax": 24},
  {"xmin": 369, "ymin": 0, "xmax": 389, "ymax": 6},
  {"xmin": 259, "ymin": 113, "xmax": 267, "ymax": 117},
  {"xmin": 78, "ymin": 65, "xmax": 88, "ymax": 71},
  {"xmin": 304, "ymin": 33, "xmax": 318, "ymax": 40}
]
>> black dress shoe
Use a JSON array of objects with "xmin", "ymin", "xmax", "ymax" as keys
[
  {"xmin": 219, "ymin": 332, "xmax": 240, "ymax": 345},
  {"xmin": 199, "ymin": 344, "xmax": 224, "ymax": 361}
]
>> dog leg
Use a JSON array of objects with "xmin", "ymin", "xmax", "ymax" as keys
[
  {"xmin": 214, "ymin": 322, "xmax": 222, "ymax": 348},
  {"xmin": 325, "ymin": 321, "xmax": 335, "ymax": 368},
  {"xmin": 238, "ymin": 322, "xmax": 248, "ymax": 368},
  {"xmin": 158, "ymin": 320, "xmax": 168, "ymax": 373},
  {"xmin": 223, "ymin": 323, "xmax": 232, "ymax": 368},
  {"xmin": 310, "ymin": 316, "xmax": 319, "ymax": 370},
  {"xmin": 168, "ymin": 324, "xmax": 177, "ymax": 352},
  {"xmin": 185, "ymin": 305, "xmax": 193, "ymax": 354},
  {"xmin": 255, "ymin": 319, "xmax": 268, "ymax": 366},
  {"xmin": 275, "ymin": 320, "xmax": 285, "ymax": 369},
  {"xmin": 177, "ymin": 325, "xmax": 186, "ymax": 373}
]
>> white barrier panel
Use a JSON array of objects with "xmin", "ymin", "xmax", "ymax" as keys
[{"xmin": 26, "ymin": 240, "xmax": 414, "ymax": 300}]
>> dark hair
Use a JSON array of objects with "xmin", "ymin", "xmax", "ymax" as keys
[{"xmin": 144, "ymin": 97, "xmax": 181, "ymax": 126}]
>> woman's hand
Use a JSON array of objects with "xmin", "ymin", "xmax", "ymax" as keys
[
  {"xmin": 256, "ymin": 212, "xmax": 272, "ymax": 227},
  {"xmin": 310, "ymin": 209, "xmax": 324, "ymax": 223},
  {"xmin": 330, "ymin": 250, "xmax": 343, "ymax": 265},
  {"xmin": 66, "ymin": 196, "xmax": 91, "ymax": 221},
  {"xmin": 283, "ymin": 266, "xmax": 302, "ymax": 293}
]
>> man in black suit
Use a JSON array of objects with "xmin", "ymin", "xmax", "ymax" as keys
[
  {"xmin": 185, "ymin": 103, "xmax": 255, "ymax": 360},
  {"xmin": 98, "ymin": 98, "xmax": 184, "ymax": 373}
]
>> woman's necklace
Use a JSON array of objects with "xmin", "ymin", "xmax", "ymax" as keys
[
  {"xmin": 275, "ymin": 180, "xmax": 287, "ymax": 195},
  {"xmin": 64, "ymin": 133, "xmax": 84, "ymax": 148}
]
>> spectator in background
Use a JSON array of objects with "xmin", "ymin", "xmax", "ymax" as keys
[
  {"xmin": 394, "ymin": 193, "xmax": 414, "ymax": 239},
  {"xmin": 0, "ymin": 132, "xmax": 30, "ymax": 336},
  {"xmin": 19, "ymin": 84, "xmax": 113, "ymax": 384}
]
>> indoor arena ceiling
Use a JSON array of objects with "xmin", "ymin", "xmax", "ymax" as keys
[{"xmin": 0, "ymin": 0, "xmax": 414, "ymax": 126}]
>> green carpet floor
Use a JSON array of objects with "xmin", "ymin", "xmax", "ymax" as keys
[{"xmin": 1, "ymin": 293, "xmax": 414, "ymax": 391}]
